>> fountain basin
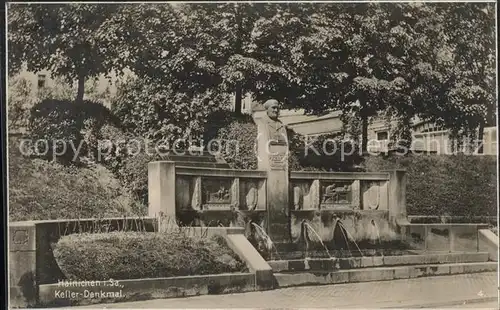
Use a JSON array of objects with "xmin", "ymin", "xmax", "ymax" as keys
[
  {"xmin": 176, "ymin": 210, "xmax": 266, "ymax": 227},
  {"xmin": 268, "ymin": 252, "xmax": 490, "ymax": 272},
  {"xmin": 290, "ymin": 210, "xmax": 399, "ymax": 245}
]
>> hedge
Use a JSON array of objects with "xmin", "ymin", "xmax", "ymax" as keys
[
  {"xmin": 363, "ymin": 154, "xmax": 497, "ymax": 217},
  {"xmin": 27, "ymin": 99, "xmax": 121, "ymax": 163},
  {"xmin": 53, "ymin": 232, "xmax": 248, "ymax": 280}
]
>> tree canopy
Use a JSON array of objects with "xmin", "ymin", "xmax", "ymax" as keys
[
  {"xmin": 8, "ymin": 2, "xmax": 496, "ymax": 148},
  {"xmin": 8, "ymin": 3, "xmax": 127, "ymax": 101}
]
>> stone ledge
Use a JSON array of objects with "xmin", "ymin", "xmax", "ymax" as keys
[
  {"xmin": 274, "ymin": 262, "xmax": 497, "ymax": 288},
  {"xmin": 268, "ymin": 252, "xmax": 490, "ymax": 272},
  {"xmin": 225, "ymin": 234, "xmax": 275, "ymax": 290},
  {"xmin": 392, "ymin": 296, "xmax": 498, "ymax": 309},
  {"xmin": 478, "ymin": 229, "xmax": 498, "ymax": 261},
  {"xmin": 37, "ymin": 272, "xmax": 255, "ymax": 307}
]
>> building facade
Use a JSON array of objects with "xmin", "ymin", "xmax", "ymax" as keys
[{"xmin": 244, "ymin": 97, "xmax": 497, "ymax": 156}]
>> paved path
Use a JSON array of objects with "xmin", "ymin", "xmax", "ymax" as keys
[
  {"xmin": 74, "ymin": 273, "xmax": 498, "ymax": 309},
  {"xmin": 445, "ymin": 300, "xmax": 499, "ymax": 308}
]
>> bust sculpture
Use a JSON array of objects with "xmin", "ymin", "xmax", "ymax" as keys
[{"xmin": 261, "ymin": 99, "xmax": 288, "ymax": 144}]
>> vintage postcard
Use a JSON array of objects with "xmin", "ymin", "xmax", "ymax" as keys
[{"xmin": 5, "ymin": 1, "xmax": 498, "ymax": 309}]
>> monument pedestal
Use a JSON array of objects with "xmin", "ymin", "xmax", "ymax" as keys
[{"xmin": 255, "ymin": 116, "xmax": 290, "ymax": 243}]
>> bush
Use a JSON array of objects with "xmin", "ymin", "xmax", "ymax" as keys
[
  {"xmin": 27, "ymin": 99, "xmax": 120, "ymax": 162},
  {"xmin": 111, "ymin": 77, "xmax": 230, "ymax": 144},
  {"xmin": 8, "ymin": 135, "xmax": 141, "ymax": 221},
  {"xmin": 291, "ymin": 132, "xmax": 363, "ymax": 171},
  {"xmin": 116, "ymin": 152, "xmax": 162, "ymax": 207},
  {"xmin": 53, "ymin": 231, "xmax": 247, "ymax": 280},
  {"xmin": 363, "ymin": 154, "xmax": 497, "ymax": 217},
  {"xmin": 207, "ymin": 114, "xmax": 362, "ymax": 171},
  {"xmin": 8, "ymin": 76, "xmax": 33, "ymax": 132}
]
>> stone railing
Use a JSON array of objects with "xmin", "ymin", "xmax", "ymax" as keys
[
  {"xmin": 9, "ymin": 217, "xmax": 274, "ymax": 307},
  {"xmin": 148, "ymin": 161, "xmax": 269, "ymax": 227},
  {"xmin": 288, "ymin": 170, "xmax": 407, "ymax": 243},
  {"xmin": 148, "ymin": 161, "xmax": 408, "ymax": 242},
  {"xmin": 290, "ymin": 171, "xmax": 391, "ymax": 211}
]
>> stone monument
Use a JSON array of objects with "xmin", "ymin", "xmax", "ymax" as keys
[{"xmin": 253, "ymin": 99, "xmax": 290, "ymax": 242}]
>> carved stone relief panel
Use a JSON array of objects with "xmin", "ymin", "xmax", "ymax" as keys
[
  {"xmin": 320, "ymin": 181, "xmax": 353, "ymax": 209},
  {"xmin": 201, "ymin": 177, "xmax": 233, "ymax": 210},
  {"xmin": 291, "ymin": 180, "xmax": 320, "ymax": 210},
  {"xmin": 362, "ymin": 181, "xmax": 382, "ymax": 210},
  {"xmin": 239, "ymin": 179, "xmax": 266, "ymax": 210},
  {"xmin": 176, "ymin": 176, "xmax": 193, "ymax": 210}
]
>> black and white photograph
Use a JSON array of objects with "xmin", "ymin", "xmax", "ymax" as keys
[{"xmin": 4, "ymin": 1, "xmax": 498, "ymax": 309}]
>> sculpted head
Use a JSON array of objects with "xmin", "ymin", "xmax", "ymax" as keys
[{"xmin": 263, "ymin": 99, "xmax": 280, "ymax": 121}]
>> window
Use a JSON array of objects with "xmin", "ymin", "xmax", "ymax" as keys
[
  {"xmin": 421, "ymin": 125, "xmax": 444, "ymax": 133},
  {"xmin": 376, "ymin": 131, "xmax": 388, "ymax": 141},
  {"xmin": 37, "ymin": 74, "xmax": 46, "ymax": 89}
]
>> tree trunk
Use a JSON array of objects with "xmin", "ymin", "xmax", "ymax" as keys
[
  {"xmin": 76, "ymin": 74, "xmax": 85, "ymax": 102},
  {"xmin": 234, "ymin": 85, "xmax": 242, "ymax": 115},
  {"xmin": 361, "ymin": 114, "xmax": 368, "ymax": 155},
  {"xmin": 477, "ymin": 122, "xmax": 485, "ymax": 154},
  {"xmin": 233, "ymin": 3, "xmax": 243, "ymax": 116}
]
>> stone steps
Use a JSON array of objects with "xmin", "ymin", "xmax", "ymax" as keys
[
  {"xmin": 166, "ymin": 154, "xmax": 220, "ymax": 163},
  {"xmin": 274, "ymin": 261, "xmax": 498, "ymax": 288},
  {"xmin": 173, "ymin": 161, "xmax": 231, "ymax": 169},
  {"xmin": 269, "ymin": 252, "xmax": 490, "ymax": 272},
  {"xmin": 160, "ymin": 151, "xmax": 231, "ymax": 167}
]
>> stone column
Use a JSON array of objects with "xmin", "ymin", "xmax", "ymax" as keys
[
  {"xmin": 9, "ymin": 222, "xmax": 37, "ymax": 307},
  {"xmin": 254, "ymin": 115, "xmax": 290, "ymax": 243},
  {"xmin": 148, "ymin": 161, "xmax": 177, "ymax": 228},
  {"xmin": 384, "ymin": 169, "xmax": 410, "ymax": 234}
]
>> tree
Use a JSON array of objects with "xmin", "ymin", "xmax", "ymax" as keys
[
  {"xmin": 440, "ymin": 3, "xmax": 496, "ymax": 153},
  {"xmin": 111, "ymin": 76, "xmax": 230, "ymax": 145},
  {"xmin": 390, "ymin": 2, "xmax": 496, "ymax": 153},
  {"xmin": 248, "ymin": 3, "xmax": 415, "ymax": 153},
  {"xmin": 8, "ymin": 3, "xmax": 126, "ymax": 102},
  {"xmin": 248, "ymin": 3, "xmax": 495, "ymax": 154},
  {"xmin": 123, "ymin": 3, "xmax": 294, "ymax": 114}
]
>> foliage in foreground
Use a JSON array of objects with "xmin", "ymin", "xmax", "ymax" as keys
[
  {"xmin": 53, "ymin": 231, "xmax": 248, "ymax": 280},
  {"xmin": 364, "ymin": 154, "xmax": 497, "ymax": 217}
]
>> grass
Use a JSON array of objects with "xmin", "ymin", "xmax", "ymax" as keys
[
  {"xmin": 52, "ymin": 231, "xmax": 248, "ymax": 280},
  {"xmin": 8, "ymin": 135, "xmax": 144, "ymax": 221}
]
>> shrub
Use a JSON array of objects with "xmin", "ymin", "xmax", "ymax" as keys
[
  {"xmin": 363, "ymin": 154, "xmax": 497, "ymax": 217},
  {"xmin": 111, "ymin": 77, "xmax": 230, "ymax": 144},
  {"xmin": 8, "ymin": 76, "xmax": 34, "ymax": 132},
  {"xmin": 8, "ymin": 135, "xmax": 141, "ymax": 221},
  {"xmin": 291, "ymin": 132, "xmax": 363, "ymax": 171},
  {"xmin": 53, "ymin": 231, "xmax": 247, "ymax": 280},
  {"xmin": 207, "ymin": 114, "xmax": 362, "ymax": 171},
  {"xmin": 116, "ymin": 152, "xmax": 161, "ymax": 207},
  {"xmin": 27, "ymin": 99, "xmax": 120, "ymax": 162},
  {"xmin": 490, "ymin": 226, "xmax": 498, "ymax": 236}
]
